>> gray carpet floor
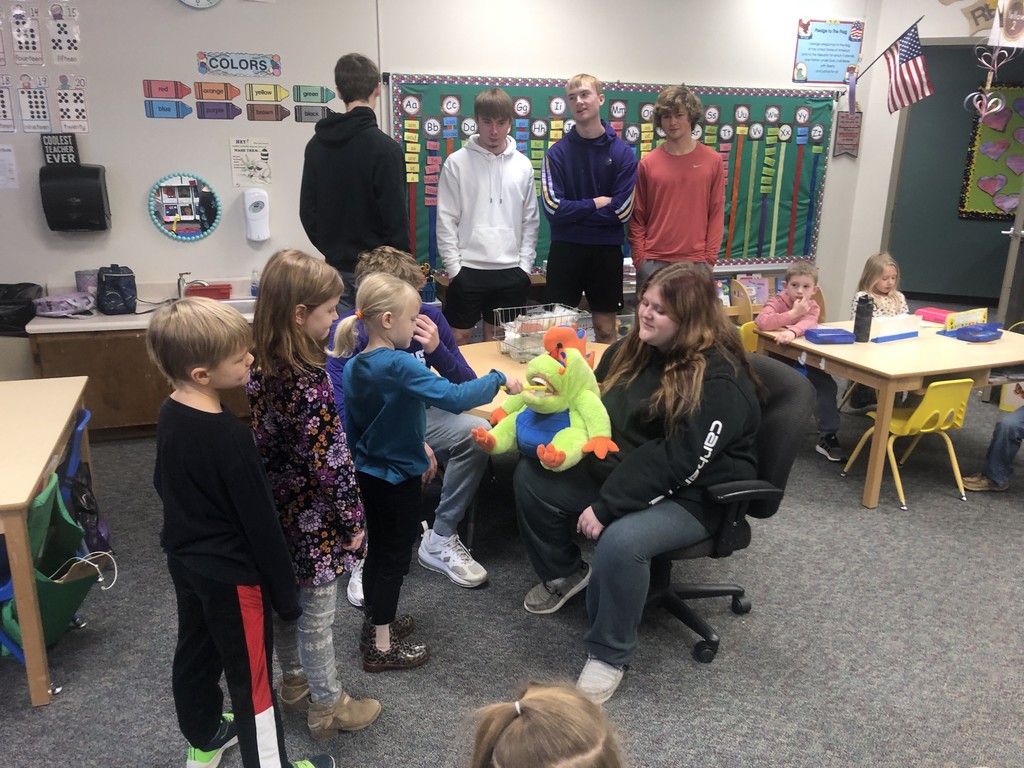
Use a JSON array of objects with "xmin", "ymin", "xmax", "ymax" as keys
[{"xmin": 0, "ymin": 390, "xmax": 1021, "ymax": 768}]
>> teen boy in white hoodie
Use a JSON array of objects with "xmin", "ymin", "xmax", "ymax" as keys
[{"xmin": 437, "ymin": 88, "xmax": 539, "ymax": 345}]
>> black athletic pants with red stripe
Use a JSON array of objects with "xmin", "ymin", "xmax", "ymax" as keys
[{"xmin": 168, "ymin": 555, "xmax": 289, "ymax": 768}]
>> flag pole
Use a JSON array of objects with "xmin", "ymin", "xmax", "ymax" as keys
[{"xmin": 857, "ymin": 15, "xmax": 925, "ymax": 78}]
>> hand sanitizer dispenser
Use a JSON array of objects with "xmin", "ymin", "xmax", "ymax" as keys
[{"xmin": 243, "ymin": 188, "xmax": 270, "ymax": 241}]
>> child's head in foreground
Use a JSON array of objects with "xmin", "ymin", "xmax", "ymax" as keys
[
  {"xmin": 146, "ymin": 297, "xmax": 252, "ymax": 388},
  {"xmin": 469, "ymin": 682, "xmax": 624, "ymax": 768}
]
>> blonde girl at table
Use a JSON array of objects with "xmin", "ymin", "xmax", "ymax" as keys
[
  {"xmin": 849, "ymin": 251, "xmax": 910, "ymax": 318},
  {"xmin": 511, "ymin": 263, "xmax": 760, "ymax": 703},
  {"xmin": 846, "ymin": 252, "xmax": 910, "ymax": 409},
  {"xmin": 247, "ymin": 249, "xmax": 382, "ymax": 740}
]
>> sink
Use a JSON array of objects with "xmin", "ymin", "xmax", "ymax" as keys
[{"xmin": 219, "ymin": 297, "xmax": 256, "ymax": 314}]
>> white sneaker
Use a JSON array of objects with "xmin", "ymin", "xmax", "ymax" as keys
[
  {"xmin": 576, "ymin": 656, "xmax": 624, "ymax": 704},
  {"xmin": 346, "ymin": 560, "xmax": 364, "ymax": 607},
  {"xmin": 417, "ymin": 528, "xmax": 488, "ymax": 588}
]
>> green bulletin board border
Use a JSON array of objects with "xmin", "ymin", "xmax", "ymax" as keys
[{"xmin": 390, "ymin": 73, "xmax": 836, "ymax": 271}]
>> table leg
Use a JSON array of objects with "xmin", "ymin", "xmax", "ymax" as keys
[
  {"xmin": 862, "ymin": 381, "xmax": 898, "ymax": 509},
  {"xmin": 3, "ymin": 508, "xmax": 52, "ymax": 706}
]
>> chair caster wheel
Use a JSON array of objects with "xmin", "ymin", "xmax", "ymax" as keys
[
  {"xmin": 693, "ymin": 640, "xmax": 717, "ymax": 664},
  {"xmin": 731, "ymin": 595, "xmax": 752, "ymax": 614}
]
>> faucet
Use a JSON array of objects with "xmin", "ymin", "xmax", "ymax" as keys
[{"xmin": 177, "ymin": 272, "xmax": 209, "ymax": 299}]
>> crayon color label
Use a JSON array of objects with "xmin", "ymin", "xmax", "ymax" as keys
[
  {"xmin": 143, "ymin": 80, "xmax": 191, "ymax": 99},
  {"xmin": 246, "ymin": 103, "xmax": 290, "ymax": 121},
  {"xmin": 145, "ymin": 99, "xmax": 193, "ymax": 119},
  {"xmin": 194, "ymin": 81, "xmax": 241, "ymax": 100},
  {"xmin": 196, "ymin": 101, "xmax": 242, "ymax": 120}
]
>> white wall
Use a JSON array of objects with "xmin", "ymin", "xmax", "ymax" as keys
[
  {"xmin": 0, "ymin": 0, "xmax": 379, "ymax": 289},
  {"xmin": 0, "ymin": 0, "xmax": 990, "ymax": 379}
]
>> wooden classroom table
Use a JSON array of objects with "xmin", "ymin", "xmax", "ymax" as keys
[
  {"xmin": 458, "ymin": 341, "xmax": 609, "ymax": 419},
  {"xmin": 0, "ymin": 375, "xmax": 89, "ymax": 706},
  {"xmin": 756, "ymin": 322, "xmax": 1024, "ymax": 509}
]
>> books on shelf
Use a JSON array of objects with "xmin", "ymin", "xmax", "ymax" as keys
[
  {"xmin": 714, "ymin": 279, "xmax": 731, "ymax": 307},
  {"xmin": 736, "ymin": 275, "xmax": 770, "ymax": 304}
]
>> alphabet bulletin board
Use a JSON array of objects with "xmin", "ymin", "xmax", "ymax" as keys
[{"xmin": 390, "ymin": 74, "xmax": 836, "ymax": 271}]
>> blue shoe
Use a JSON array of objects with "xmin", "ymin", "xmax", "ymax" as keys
[{"xmin": 186, "ymin": 713, "xmax": 239, "ymax": 768}]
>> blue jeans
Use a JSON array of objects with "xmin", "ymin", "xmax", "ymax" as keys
[
  {"xmin": 425, "ymin": 406, "xmax": 490, "ymax": 538},
  {"xmin": 805, "ymin": 367, "xmax": 839, "ymax": 436},
  {"xmin": 335, "ymin": 271, "xmax": 356, "ymax": 315},
  {"xmin": 514, "ymin": 459, "xmax": 712, "ymax": 666},
  {"xmin": 984, "ymin": 406, "xmax": 1024, "ymax": 486},
  {"xmin": 273, "ymin": 581, "xmax": 340, "ymax": 706}
]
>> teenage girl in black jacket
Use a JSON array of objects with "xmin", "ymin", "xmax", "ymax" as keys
[{"xmin": 514, "ymin": 263, "xmax": 761, "ymax": 703}]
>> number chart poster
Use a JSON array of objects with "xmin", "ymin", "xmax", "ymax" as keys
[{"xmin": 391, "ymin": 74, "xmax": 835, "ymax": 270}]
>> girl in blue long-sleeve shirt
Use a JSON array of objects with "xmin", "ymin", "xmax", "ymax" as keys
[{"xmin": 331, "ymin": 273, "xmax": 521, "ymax": 672}]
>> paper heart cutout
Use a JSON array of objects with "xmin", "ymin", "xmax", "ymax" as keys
[
  {"xmin": 979, "ymin": 174, "xmax": 1007, "ymax": 195},
  {"xmin": 983, "ymin": 107, "xmax": 1013, "ymax": 132},
  {"xmin": 994, "ymin": 193, "xmax": 1020, "ymax": 212},
  {"xmin": 978, "ymin": 92, "xmax": 1005, "ymax": 116},
  {"xmin": 1009, "ymin": 155, "xmax": 1024, "ymax": 175},
  {"xmin": 1014, "ymin": 127, "xmax": 1024, "ymax": 145},
  {"xmin": 1014, "ymin": 97, "xmax": 1024, "ymax": 117},
  {"xmin": 981, "ymin": 139, "xmax": 1011, "ymax": 160}
]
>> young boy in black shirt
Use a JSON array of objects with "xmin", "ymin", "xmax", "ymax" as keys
[{"xmin": 148, "ymin": 297, "xmax": 333, "ymax": 768}]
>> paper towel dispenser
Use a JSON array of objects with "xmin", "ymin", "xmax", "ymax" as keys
[{"xmin": 39, "ymin": 163, "xmax": 111, "ymax": 231}]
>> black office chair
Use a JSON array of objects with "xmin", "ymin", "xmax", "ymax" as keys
[{"xmin": 646, "ymin": 353, "xmax": 815, "ymax": 663}]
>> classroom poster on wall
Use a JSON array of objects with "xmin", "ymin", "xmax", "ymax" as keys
[
  {"xmin": 391, "ymin": 74, "xmax": 835, "ymax": 271},
  {"xmin": 959, "ymin": 83, "xmax": 1024, "ymax": 220},
  {"xmin": 793, "ymin": 19, "xmax": 864, "ymax": 84}
]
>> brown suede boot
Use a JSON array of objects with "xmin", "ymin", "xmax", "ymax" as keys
[
  {"xmin": 307, "ymin": 692, "xmax": 382, "ymax": 740},
  {"xmin": 278, "ymin": 674, "xmax": 310, "ymax": 713}
]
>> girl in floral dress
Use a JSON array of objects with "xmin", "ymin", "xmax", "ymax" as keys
[{"xmin": 247, "ymin": 248, "xmax": 381, "ymax": 741}]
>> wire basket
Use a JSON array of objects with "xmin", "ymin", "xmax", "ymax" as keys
[
  {"xmin": 492, "ymin": 305, "xmax": 639, "ymax": 361},
  {"xmin": 493, "ymin": 303, "xmax": 590, "ymax": 361}
]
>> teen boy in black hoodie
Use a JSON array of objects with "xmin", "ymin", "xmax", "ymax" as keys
[{"xmin": 299, "ymin": 53, "xmax": 410, "ymax": 312}]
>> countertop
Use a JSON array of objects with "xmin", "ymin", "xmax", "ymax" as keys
[{"xmin": 26, "ymin": 278, "xmax": 255, "ymax": 334}]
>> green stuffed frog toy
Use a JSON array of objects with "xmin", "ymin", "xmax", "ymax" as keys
[{"xmin": 471, "ymin": 326, "xmax": 618, "ymax": 471}]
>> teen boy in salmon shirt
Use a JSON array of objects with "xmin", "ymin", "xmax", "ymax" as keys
[{"xmin": 629, "ymin": 84, "xmax": 725, "ymax": 286}]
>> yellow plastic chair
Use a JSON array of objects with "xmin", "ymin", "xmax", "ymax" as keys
[
  {"xmin": 841, "ymin": 379, "xmax": 974, "ymax": 510},
  {"xmin": 810, "ymin": 286, "xmax": 827, "ymax": 323},
  {"xmin": 739, "ymin": 321, "xmax": 759, "ymax": 354}
]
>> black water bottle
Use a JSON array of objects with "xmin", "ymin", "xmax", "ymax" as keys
[{"xmin": 853, "ymin": 294, "xmax": 874, "ymax": 342}]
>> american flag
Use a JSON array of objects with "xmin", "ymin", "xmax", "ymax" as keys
[
  {"xmin": 883, "ymin": 24, "xmax": 934, "ymax": 113},
  {"xmin": 850, "ymin": 21, "xmax": 864, "ymax": 41}
]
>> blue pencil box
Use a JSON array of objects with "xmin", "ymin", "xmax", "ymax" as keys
[{"xmin": 804, "ymin": 327, "xmax": 855, "ymax": 344}]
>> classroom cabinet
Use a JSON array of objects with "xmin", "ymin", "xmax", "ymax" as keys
[{"xmin": 30, "ymin": 330, "xmax": 249, "ymax": 430}]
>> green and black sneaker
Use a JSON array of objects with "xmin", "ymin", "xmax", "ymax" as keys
[{"xmin": 186, "ymin": 712, "xmax": 239, "ymax": 768}]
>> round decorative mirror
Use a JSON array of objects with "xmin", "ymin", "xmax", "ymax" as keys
[{"xmin": 149, "ymin": 172, "xmax": 221, "ymax": 241}]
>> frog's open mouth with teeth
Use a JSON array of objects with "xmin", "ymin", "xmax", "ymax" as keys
[{"xmin": 527, "ymin": 374, "xmax": 557, "ymax": 397}]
